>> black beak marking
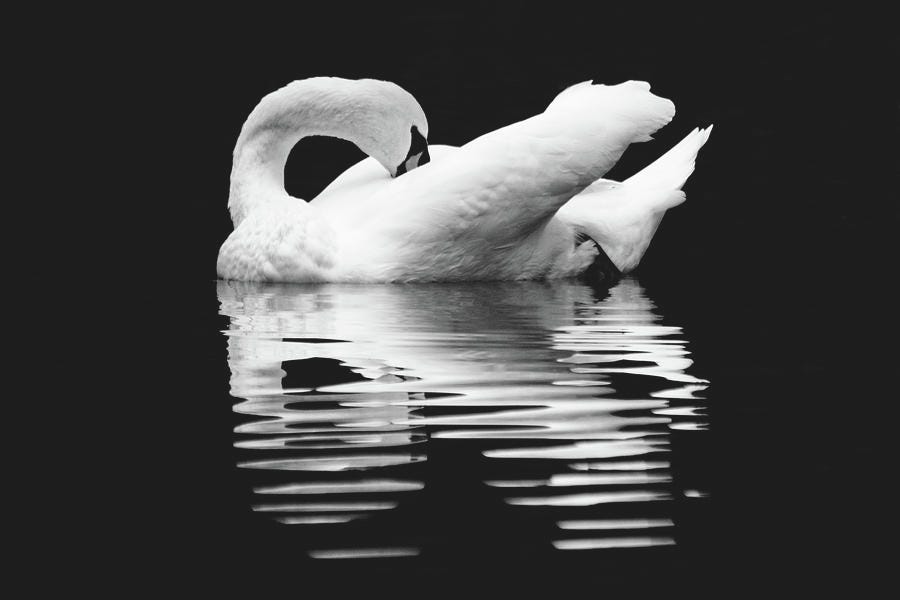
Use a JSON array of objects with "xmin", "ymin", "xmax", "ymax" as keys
[{"xmin": 395, "ymin": 125, "xmax": 429, "ymax": 177}]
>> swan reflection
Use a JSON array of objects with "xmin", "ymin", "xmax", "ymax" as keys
[{"xmin": 218, "ymin": 277, "xmax": 709, "ymax": 558}]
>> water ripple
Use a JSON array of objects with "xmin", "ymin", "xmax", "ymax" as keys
[{"xmin": 218, "ymin": 277, "xmax": 710, "ymax": 560}]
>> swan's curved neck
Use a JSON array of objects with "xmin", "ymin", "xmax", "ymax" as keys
[
  {"xmin": 228, "ymin": 79, "xmax": 394, "ymax": 225},
  {"xmin": 229, "ymin": 125, "xmax": 315, "ymax": 224}
]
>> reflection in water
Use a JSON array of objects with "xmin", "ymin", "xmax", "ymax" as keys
[{"xmin": 218, "ymin": 277, "xmax": 709, "ymax": 559}]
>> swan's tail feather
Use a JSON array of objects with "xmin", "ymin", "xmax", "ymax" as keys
[
  {"xmin": 556, "ymin": 126, "xmax": 713, "ymax": 273},
  {"xmin": 625, "ymin": 125, "xmax": 713, "ymax": 192}
]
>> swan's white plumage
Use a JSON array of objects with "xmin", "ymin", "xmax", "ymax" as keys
[
  {"xmin": 556, "ymin": 125, "xmax": 713, "ymax": 271},
  {"xmin": 216, "ymin": 78, "xmax": 710, "ymax": 282}
]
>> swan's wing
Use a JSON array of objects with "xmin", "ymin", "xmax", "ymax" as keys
[
  {"xmin": 367, "ymin": 81, "xmax": 675, "ymax": 244},
  {"xmin": 310, "ymin": 146, "xmax": 460, "ymax": 230},
  {"xmin": 308, "ymin": 156, "xmax": 392, "ymax": 231}
]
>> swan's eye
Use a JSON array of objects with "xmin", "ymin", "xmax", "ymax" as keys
[{"xmin": 395, "ymin": 125, "xmax": 430, "ymax": 176}]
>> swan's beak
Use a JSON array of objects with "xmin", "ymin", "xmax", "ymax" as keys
[
  {"xmin": 395, "ymin": 126, "xmax": 430, "ymax": 177},
  {"xmin": 395, "ymin": 145, "xmax": 430, "ymax": 176}
]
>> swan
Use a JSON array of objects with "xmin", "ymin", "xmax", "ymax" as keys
[{"xmin": 216, "ymin": 77, "xmax": 712, "ymax": 282}]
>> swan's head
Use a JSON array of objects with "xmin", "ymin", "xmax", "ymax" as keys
[
  {"xmin": 347, "ymin": 79, "xmax": 430, "ymax": 177},
  {"xmin": 234, "ymin": 77, "xmax": 431, "ymax": 184}
]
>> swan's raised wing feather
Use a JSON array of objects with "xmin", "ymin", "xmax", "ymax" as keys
[{"xmin": 368, "ymin": 81, "xmax": 675, "ymax": 245}]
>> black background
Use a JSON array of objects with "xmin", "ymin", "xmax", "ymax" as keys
[{"xmin": 97, "ymin": 6, "xmax": 897, "ymax": 596}]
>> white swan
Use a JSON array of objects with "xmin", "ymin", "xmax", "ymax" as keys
[{"xmin": 216, "ymin": 77, "xmax": 712, "ymax": 282}]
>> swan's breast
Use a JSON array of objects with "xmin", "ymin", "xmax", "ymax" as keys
[{"xmin": 217, "ymin": 202, "xmax": 339, "ymax": 282}]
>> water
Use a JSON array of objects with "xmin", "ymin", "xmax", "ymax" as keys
[
  {"xmin": 143, "ymin": 261, "xmax": 886, "ymax": 594},
  {"xmin": 216, "ymin": 277, "xmax": 714, "ymax": 572}
]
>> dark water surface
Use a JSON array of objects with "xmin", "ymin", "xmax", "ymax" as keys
[{"xmin": 162, "ymin": 266, "xmax": 888, "ymax": 594}]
